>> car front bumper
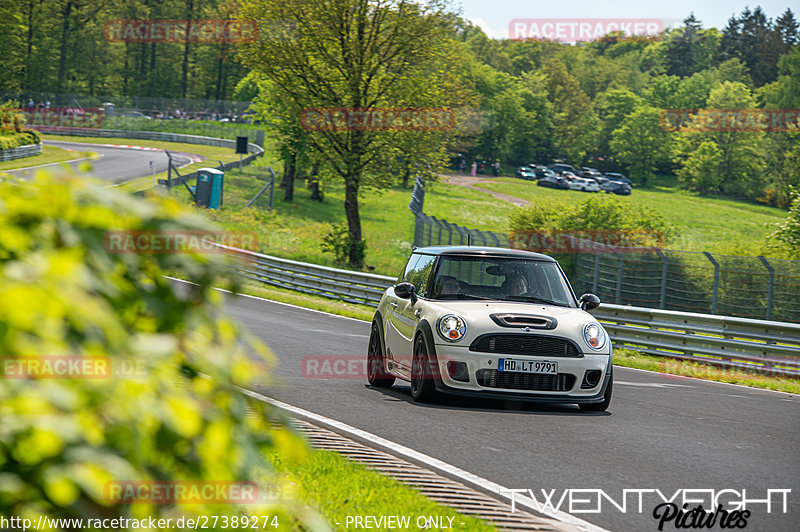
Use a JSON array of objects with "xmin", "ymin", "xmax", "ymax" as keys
[{"xmin": 430, "ymin": 343, "xmax": 612, "ymax": 403}]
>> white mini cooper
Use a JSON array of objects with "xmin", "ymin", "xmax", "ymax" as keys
[{"xmin": 367, "ymin": 246, "xmax": 613, "ymax": 411}]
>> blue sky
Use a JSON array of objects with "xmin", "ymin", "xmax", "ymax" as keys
[{"xmin": 452, "ymin": 0, "xmax": 796, "ymax": 39}]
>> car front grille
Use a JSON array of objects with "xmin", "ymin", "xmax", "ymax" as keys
[
  {"xmin": 475, "ymin": 369, "xmax": 575, "ymax": 392},
  {"xmin": 470, "ymin": 334, "xmax": 580, "ymax": 357}
]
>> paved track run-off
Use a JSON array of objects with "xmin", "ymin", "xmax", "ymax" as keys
[{"xmin": 5, "ymin": 140, "xmax": 201, "ymax": 184}]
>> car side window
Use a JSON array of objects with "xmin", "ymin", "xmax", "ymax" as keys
[
  {"xmin": 398, "ymin": 254, "xmax": 420, "ymax": 284},
  {"xmin": 403, "ymin": 254, "xmax": 436, "ymax": 297}
]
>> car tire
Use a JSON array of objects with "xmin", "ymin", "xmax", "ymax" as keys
[
  {"xmin": 410, "ymin": 335, "xmax": 437, "ymax": 403},
  {"xmin": 367, "ymin": 322, "xmax": 395, "ymax": 388},
  {"xmin": 579, "ymin": 369, "xmax": 612, "ymax": 412}
]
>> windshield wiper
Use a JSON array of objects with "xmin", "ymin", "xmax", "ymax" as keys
[
  {"xmin": 456, "ymin": 294, "xmax": 495, "ymax": 300},
  {"xmin": 504, "ymin": 295, "xmax": 568, "ymax": 307}
]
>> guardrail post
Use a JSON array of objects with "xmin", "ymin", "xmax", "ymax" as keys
[
  {"xmin": 413, "ymin": 213, "xmax": 423, "ymax": 247},
  {"xmin": 758, "ymin": 256, "xmax": 775, "ymax": 320},
  {"xmin": 656, "ymin": 249, "xmax": 668, "ymax": 309},
  {"xmin": 614, "ymin": 252, "xmax": 624, "ymax": 304},
  {"xmin": 427, "ymin": 216, "xmax": 435, "ymax": 246},
  {"xmin": 703, "ymin": 251, "xmax": 720, "ymax": 314}
]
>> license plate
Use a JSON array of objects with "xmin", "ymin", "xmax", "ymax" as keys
[{"xmin": 497, "ymin": 358, "xmax": 557, "ymax": 374}]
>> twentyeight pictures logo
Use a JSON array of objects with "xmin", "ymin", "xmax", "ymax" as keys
[{"xmin": 508, "ymin": 19, "xmax": 670, "ymax": 42}]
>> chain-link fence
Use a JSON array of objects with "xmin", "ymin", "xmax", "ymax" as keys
[
  {"xmin": 1, "ymin": 92, "xmax": 251, "ymax": 118},
  {"xmin": 411, "ymin": 211, "xmax": 800, "ymax": 323}
]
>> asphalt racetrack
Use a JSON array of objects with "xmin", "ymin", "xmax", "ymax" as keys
[
  {"xmin": 5, "ymin": 140, "xmax": 200, "ymax": 183},
  {"xmin": 224, "ymin": 293, "xmax": 800, "ymax": 532}
]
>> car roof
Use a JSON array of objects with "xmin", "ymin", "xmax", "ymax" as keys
[{"xmin": 412, "ymin": 246, "xmax": 557, "ymax": 262}]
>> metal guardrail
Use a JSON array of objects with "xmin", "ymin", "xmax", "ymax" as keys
[
  {"xmin": 29, "ymin": 126, "xmax": 264, "ymax": 156},
  {"xmin": 220, "ymin": 245, "xmax": 800, "ymax": 377},
  {"xmin": 221, "ymin": 244, "xmax": 395, "ymax": 306},
  {"xmin": 0, "ymin": 143, "xmax": 42, "ymax": 162}
]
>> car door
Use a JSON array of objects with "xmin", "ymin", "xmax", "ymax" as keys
[
  {"xmin": 391, "ymin": 254, "xmax": 437, "ymax": 373},
  {"xmin": 385, "ymin": 254, "xmax": 419, "ymax": 364}
]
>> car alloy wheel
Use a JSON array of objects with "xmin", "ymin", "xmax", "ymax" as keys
[
  {"xmin": 367, "ymin": 322, "xmax": 395, "ymax": 388},
  {"xmin": 410, "ymin": 336, "xmax": 437, "ymax": 402}
]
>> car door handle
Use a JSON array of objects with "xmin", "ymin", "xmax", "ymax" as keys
[{"xmin": 389, "ymin": 302, "xmax": 398, "ymax": 308}]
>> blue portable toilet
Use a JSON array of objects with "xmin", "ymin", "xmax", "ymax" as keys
[{"xmin": 195, "ymin": 168, "xmax": 224, "ymax": 209}]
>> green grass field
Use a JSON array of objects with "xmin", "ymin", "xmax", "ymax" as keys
[
  {"xmin": 472, "ymin": 177, "xmax": 789, "ymax": 257},
  {"xmin": 0, "ymin": 144, "xmax": 96, "ymax": 171},
  {"xmin": 167, "ymin": 169, "xmax": 509, "ymax": 276}
]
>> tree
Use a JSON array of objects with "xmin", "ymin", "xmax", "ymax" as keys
[
  {"xmin": 769, "ymin": 188, "xmax": 800, "ymax": 257},
  {"xmin": 608, "ymin": 106, "xmax": 671, "ymax": 186},
  {"xmin": 672, "ymin": 82, "xmax": 766, "ymax": 198},
  {"xmin": 0, "ymin": 173, "xmax": 312, "ymax": 527},
  {"xmin": 235, "ymin": 0, "xmax": 467, "ymax": 267},
  {"xmin": 664, "ymin": 14, "xmax": 719, "ymax": 78},
  {"xmin": 541, "ymin": 58, "xmax": 598, "ymax": 163}
]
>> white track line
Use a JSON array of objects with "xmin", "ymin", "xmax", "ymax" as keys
[
  {"xmin": 240, "ymin": 388, "xmax": 609, "ymax": 532},
  {"xmin": 4, "ymin": 154, "xmax": 101, "ymax": 172}
]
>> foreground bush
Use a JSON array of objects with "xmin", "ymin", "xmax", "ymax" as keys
[{"xmin": 0, "ymin": 173, "xmax": 317, "ymax": 527}]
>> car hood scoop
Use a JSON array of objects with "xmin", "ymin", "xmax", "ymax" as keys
[{"xmin": 489, "ymin": 313, "xmax": 557, "ymax": 330}]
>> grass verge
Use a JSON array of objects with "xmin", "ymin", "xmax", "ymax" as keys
[
  {"xmin": 0, "ymin": 144, "xmax": 95, "ymax": 171},
  {"xmin": 614, "ymin": 349, "xmax": 799, "ymax": 393},
  {"xmin": 266, "ymin": 447, "xmax": 497, "ymax": 531}
]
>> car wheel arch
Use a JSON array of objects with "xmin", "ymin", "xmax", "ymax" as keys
[{"xmin": 414, "ymin": 320, "xmax": 442, "ymax": 382}]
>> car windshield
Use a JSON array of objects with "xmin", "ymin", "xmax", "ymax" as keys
[{"xmin": 430, "ymin": 256, "xmax": 575, "ymax": 307}]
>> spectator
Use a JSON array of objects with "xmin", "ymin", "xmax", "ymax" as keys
[
  {"xmin": 493, "ymin": 160, "xmax": 500, "ymax": 176},
  {"xmin": 459, "ymin": 158, "xmax": 466, "ymax": 174},
  {"xmin": 470, "ymin": 160, "xmax": 477, "ymax": 177}
]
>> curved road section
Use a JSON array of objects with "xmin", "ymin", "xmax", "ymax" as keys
[
  {"xmin": 6, "ymin": 140, "xmax": 201, "ymax": 184},
  {"xmin": 224, "ymin": 294, "xmax": 799, "ymax": 532}
]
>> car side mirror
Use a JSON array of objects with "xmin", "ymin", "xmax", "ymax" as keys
[
  {"xmin": 579, "ymin": 293, "xmax": 600, "ymax": 311},
  {"xmin": 395, "ymin": 282, "xmax": 417, "ymax": 303}
]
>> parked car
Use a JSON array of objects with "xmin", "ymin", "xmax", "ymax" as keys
[
  {"xmin": 550, "ymin": 163, "xmax": 578, "ymax": 176},
  {"xmin": 537, "ymin": 174, "xmax": 570, "ymax": 189},
  {"xmin": 367, "ymin": 246, "xmax": 613, "ymax": 410},
  {"xmin": 119, "ymin": 111, "xmax": 152, "ymax": 120},
  {"xmin": 516, "ymin": 166, "xmax": 538, "ymax": 180},
  {"xmin": 533, "ymin": 166, "xmax": 559, "ymax": 180},
  {"xmin": 604, "ymin": 172, "xmax": 632, "ymax": 186},
  {"xmin": 559, "ymin": 170, "xmax": 579, "ymax": 181},
  {"xmin": 580, "ymin": 167, "xmax": 607, "ymax": 184},
  {"xmin": 569, "ymin": 178, "xmax": 601, "ymax": 192},
  {"xmin": 602, "ymin": 181, "xmax": 632, "ymax": 195}
]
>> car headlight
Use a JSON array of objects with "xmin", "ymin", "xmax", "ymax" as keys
[
  {"xmin": 437, "ymin": 315, "xmax": 467, "ymax": 342},
  {"xmin": 583, "ymin": 322, "xmax": 606, "ymax": 350}
]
